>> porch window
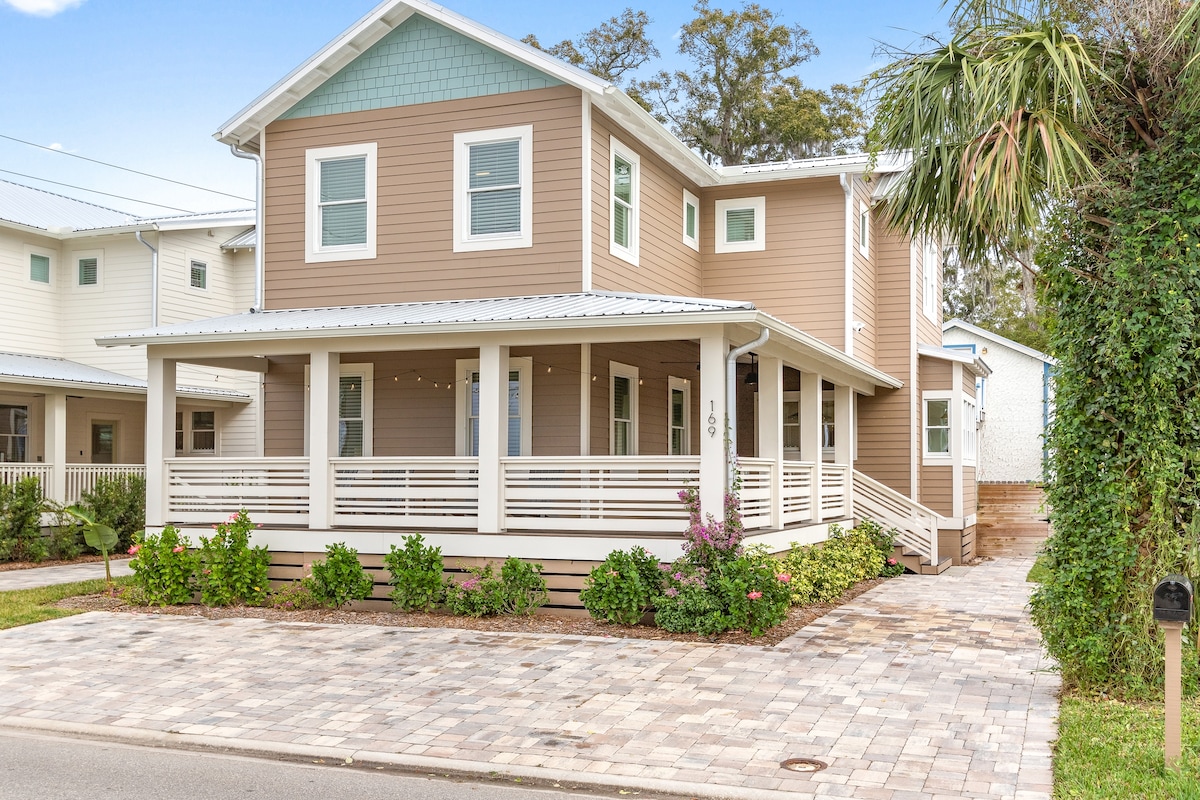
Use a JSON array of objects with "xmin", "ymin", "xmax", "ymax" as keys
[
  {"xmin": 669, "ymin": 377, "xmax": 690, "ymax": 455},
  {"xmin": 305, "ymin": 142, "xmax": 377, "ymax": 263},
  {"xmin": 611, "ymin": 362, "xmax": 638, "ymax": 455},
  {"xmin": 714, "ymin": 197, "xmax": 766, "ymax": 253},
  {"xmin": 682, "ymin": 190, "xmax": 699, "ymax": 251},
  {"xmin": 456, "ymin": 357, "xmax": 531, "ymax": 457},
  {"xmin": 610, "ymin": 138, "xmax": 640, "ymax": 264},
  {"xmin": 175, "ymin": 412, "xmax": 184, "ymax": 453},
  {"xmin": 0, "ymin": 404, "xmax": 28, "ymax": 462},
  {"xmin": 338, "ymin": 376, "xmax": 364, "ymax": 457},
  {"xmin": 453, "ymin": 126, "xmax": 533, "ymax": 251},
  {"xmin": 782, "ymin": 392, "xmax": 800, "ymax": 459},
  {"xmin": 924, "ymin": 396, "xmax": 951, "ymax": 458},
  {"xmin": 192, "ymin": 411, "xmax": 216, "ymax": 453},
  {"xmin": 821, "ymin": 386, "xmax": 836, "ymax": 462}
]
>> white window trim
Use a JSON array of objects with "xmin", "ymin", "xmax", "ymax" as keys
[
  {"xmin": 714, "ymin": 196, "xmax": 766, "ymax": 253},
  {"xmin": 454, "ymin": 356, "xmax": 533, "ymax": 456},
  {"xmin": 188, "ymin": 257, "xmax": 208, "ymax": 292},
  {"xmin": 668, "ymin": 376, "xmax": 690, "ymax": 455},
  {"xmin": 609, "ymin": 137, "xmax": 640, "ymax": 265},
  {"xmin": 610, "ymin": 361, "xmax": 639, "ymax": 455},
  {"xmin": 71, "ymin": 249, "xmax": 103, "ymax": 290},
  {"xmin": 453, "ymin": 126, "xmax": 533, "ymax": 252},
  {"xmin": 922, "ymin": 391, "xmax": 953, "ymax": 463},
  {"xmin": 963, "ymin": 396, "xmax": 978, "ymax": 466},
  {"xmin": 858, "ymin": 201, "xmax": 870, "ymax": 256},
  {"xmin": 304, "ymin": 142, "xmax": 378, "ymax": 264},
  {"xmin": 24, "ymin": 245, "xmax": 54, "ymax": 287},
  {"xmin": 303, "ymin": 363, "xmax": 374, "ymax": 457},
  {"xmin": 175, "ymin": 408, "xmax": 222, "ymax": 456},
  {"xmin": 923, "ymin": 239, "xmax": 939, "ymax": 320},
  {"xmin": 682, "ymin": 189, "xmax": 700, "ymax": 252}
]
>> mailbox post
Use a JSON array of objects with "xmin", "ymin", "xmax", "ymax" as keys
[{"xmin": 1153, "ymin": 574, "xmax": 1193, "ymax": 769}]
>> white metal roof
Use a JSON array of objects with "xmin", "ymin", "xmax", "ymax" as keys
[
  {"xmin": 917, "ymin": 343, "xmax": 992, "ymax": 377},
  {"xmin": 140, "ymin": 209, "xmax": 256, "ymax": 231},
  {"xmin": 0, "ymin": 179, "xmax": 138, "ymax": 233},
  {"xmin": 0, "ymin": 351, "xmax": 251, "ymax": 402},
  {"xmin": 943, "ymin": 318, "xmax": 1055, "ymax": 365},
  {"xmin": 220, "ymin": 227, "xmax": 257, "ymax": 249}
]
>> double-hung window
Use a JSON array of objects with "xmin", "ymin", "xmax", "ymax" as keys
[
  {"xmin": 611, "ymin": 362, "xmax": 639, "ymax": 455},
  {"xmin": 610, "ymin": 138, "xmax": 640, "ymax": 264},
  {"xmin": 303, "ymin": 363, "xmax": 374, "ymax": 457},
  {"xmin": 305, "ymin": 143, "xmax": 377, "ymax": 263},
  {"xmin": 668, "ymin": 377, "xmax": 690, "ymax": 455},
  {"xmin": 455, "ymin": 357, "xmax": 532, "ymax": 456},
  {"xmin": 923, "ymin": 393, "xmax": 952, "ymax": 460},
  {"xmin": 0, "ymin": 404, "xmax": 28, "ymax": 462},
  {"xmin": 714, "ymin": 197, "xmax": 765, "ymax": 253},
  {"xmin": 453, "ymin": 126, "xmax": 533, "ymax": 252}
]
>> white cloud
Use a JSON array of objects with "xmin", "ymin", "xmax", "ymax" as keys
[
  {"xmin": 47, "ymin": 142, "xmax": 64, "ymax": 150},
  {"xmin": 3, "ymin": 0, "xmax": 86, "ymax": 17}
]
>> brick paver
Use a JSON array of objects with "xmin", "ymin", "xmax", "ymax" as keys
[{"xmin": 0, "ymin": 557, "xmax": 1056, "ymax": 799}]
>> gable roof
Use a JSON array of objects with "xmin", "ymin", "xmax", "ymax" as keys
[
  {"xmin": 0, "ymin": 179, "xmax": 138, "ymax": 233},
  {"xmin": 943, "ymin": 318, "xmax": 1054, "ymax": 365},
  {"xmin": 213, "ymin": 0, "xmax": 907, "ymax": 188}
]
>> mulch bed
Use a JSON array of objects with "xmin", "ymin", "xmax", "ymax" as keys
[{"xmin": 53, "ymin": 577, "xmax": 887, "ymax": 647}]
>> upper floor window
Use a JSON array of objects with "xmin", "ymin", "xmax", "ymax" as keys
[
  {"xmin": 715, "ymin": 197, "xmax": 765, "ymax": 253},
  {"xmin": 858, "ymin": 201, "xmax": 870, "ymax": 256},
  {"xmin": 453, "ymin": 126, "xmax": 533, "ymax": 252},
  {"xmin": 305, "ymin": 143, "xmax": 377, "ymax": 263},
  {"xmin": 922, "ymin": 240, "xmax": 939, "ymax": 320},
  {"xmin": 29, "ymin": 253, "xmax": 50, "ymax": 284},
  {"xmin": 682, "ymin": 190, "xmax": 699, "ymax": 251},
  {"xmin": 73, "ymin": 251, "xmax": 102, "ymax": 288},
  {"xmin": 190, "ymin": 260, "xmax": 207, "ymax": 290},
  {"xmin": 610, "ymin": 138, "xmax": 640, "ymax": 265}
]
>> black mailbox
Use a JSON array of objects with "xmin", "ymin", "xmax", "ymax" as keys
[{"xmin": 1153, "ymin": 574, "xmax": 1193, "ymax": 623}]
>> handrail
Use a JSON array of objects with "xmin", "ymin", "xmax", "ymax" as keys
[{"xmin": 852, "ymin": 469, "xmax": 941, "ymax": 565}]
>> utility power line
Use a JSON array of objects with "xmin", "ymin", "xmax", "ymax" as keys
[{"xmin": 0, "ymin": 169, "xmax": 195, "ymax": 214}]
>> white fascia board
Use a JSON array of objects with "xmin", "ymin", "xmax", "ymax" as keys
[
  {"xmin": 756, "ymin": 315, "xmax": 903, "ymax": 391},
  {"xmin": 918, "ymin": 343, "xmax": 992, "ymax": 378},
  {"xmin": 942, "ymin": 317, "xmax": 1055, "ymax": 365}
]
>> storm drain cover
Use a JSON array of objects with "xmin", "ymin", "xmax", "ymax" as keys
[{"xmin": 779, "ymin": 758, "xmax": 828, "ymax": 773}]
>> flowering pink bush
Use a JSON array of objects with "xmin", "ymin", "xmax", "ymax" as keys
[
  {"xmin": 126, "ymin": 526, "xmax": 196, "ymax": 606},
  {"xmin": 127, "ymin": 544, "xmax": 140, "ymax": 555},
  {"xmin": 677, "ymin": 486, "xmax": 744, "ymax": 568},
  {"xmin": 747, "ymin": 591, "xmax": 763, "ymax": 600}
]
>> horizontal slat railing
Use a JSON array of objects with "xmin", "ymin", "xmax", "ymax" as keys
[
  {"xmin": 781, "ymin": 462, "xmax": 815, "ymax": 524},
  {"xmin": 852, "ymin": 469, "xmax": 940, "ymax": 564},
  {"xmin": 820, "ymin": 464, "xmax": 850, "ymax": 518},
  {"xmin": 0, "ymin": 464, "xmax": 51, "ymax": 498},
  {"xmin": 65, "ymin": 465, "xmax": 145, "ymax": 505},
  {"xmin": 332, "ymin": 457, "xmax": 479, "ymax": 527},
  {"xmin": 166, "ymin": 458, "xmax": 309, "ymax": 525},
  {"xmin": 737, "ymin": 458, "xmax": 773, "ymax": 530},
  {"xmin": 503, "ymin": 456, "xmax": 699, "ymax": 532}
]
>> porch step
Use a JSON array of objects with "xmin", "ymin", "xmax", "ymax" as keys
[{"xmin": 894, "ymin": 546, "xmax": 953, "ymax": 575}]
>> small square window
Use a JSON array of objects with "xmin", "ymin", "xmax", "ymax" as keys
[
  {"xmin": 30, "ymin": 253, "xmax": 50, "ymax": 284},
  {"xmin": 682, "ymin": 190, "xmax": 699, "ymax": 251},
  {"xmin": 190, "ymin": 260, "xmax": 207, "ymax": 289},
  {"xmin": 714, "ymin": 197, "xmax": 766, "ymax": 253},
  {"xmin": 78, "ymin": 256, "xmax": 98, "ymax": 286}
]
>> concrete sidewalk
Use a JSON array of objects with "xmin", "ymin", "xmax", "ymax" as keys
[
  {"xmin": 0, "ymin": 558, "xmax": 133, "ymax": 590},
  {"xmin": 0, "ymin": 557, "xmax": 1057, "ymax": 799}
]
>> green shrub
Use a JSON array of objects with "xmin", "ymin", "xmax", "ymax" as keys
[
  {"xmin": 499, "ymin": 557, "xmax": 548, "ymax": 615},
  {"xmin": 128, "ymin": 526, "xmax": 197, "ymax": 606},
  {"xmin": 0, "ymin": 477, "xmax": 46, "ymax": 563},
  {"xmin": 43, "ymin": 501, "xmax": 82, "ymax": 561},
  {"xmin": 195, "ymin": 510, "xmax": 269, "ymax": 606},
  {"xmin": 79, "ymin": 473, "xmax": 145, "ymax": 551},
  {"xmin": 266, "ymin": 579, "xmax": 323, "ymax": 611},
  {"xmin": 309, "ymin": 542, "xmax": 375, "ymax": 609},
  {"xmin": 444, "ymin": 562, "xmax": 506, "ymax": 617},
  {"xmin": 780, "ymin": 522, "xmax": 887, "ymax": 605},
  {"xmin": 383, "ymin": 534, "xmax": 444, "ymax": 611},
  {"xmin": 655, "ymin": 547, "xmax": 791, "ymax": 637},
  {"xmin": 580, "ymin": 546, "xmax": 662, "ymax": 625}
]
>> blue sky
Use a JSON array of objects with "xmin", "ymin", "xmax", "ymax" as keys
[{"xmin": 0, "ymin": 0, "xmax": 950, "ymax": 217}]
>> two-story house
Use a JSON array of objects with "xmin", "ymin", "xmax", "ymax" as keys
[
  {"xmin": 0, "ymin": 179, "xmax": 259, "ymax": 506},
  {"xmin": 100, "ymin": 0, "xmax": 986, "ymax": 600}
]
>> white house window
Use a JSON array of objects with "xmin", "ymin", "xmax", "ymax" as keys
[
  {"xmin": 455, "ymin": 357, "xmax": 532, "ymax": 456},
  {"xmin": 175, "ymin": 411, "xmax": 184, "ymax": 453},
  {"xmin": 714, "ymin": 197, "xmax": 766, "ymax": 253},
  {"xmin": 303, "ymin": 363, "xmax": 374, "ymax": 457},
  {"xmin": 453, "ymin": 126, "xmax": 533, "ymax": 252},
  {"xmin": 821, "ymin": 386, "xmax": 836, "ymax": 462},
  {"xmin": 304, "ymin": 143, "xmax": 377, "ymax": 263},
  {"xmin": 191, "ymin": 411, "xmax": 216, "ymax": 453},
  {"xmin": 668, "ymin": 377, "xmax": 690, "ymax": 455},
  {"xmin": 923, "ymin": 240, "xmax": 939, "ymax": 320},
  {"xmin": 858, "ymin": 201, "xmax": 870, "ymax": 255},
  {"xmin": 0, "ymin": 404, "xmax": 28, "ymax": 462},
  {"xmin": 924, "ymin": 395, "xmax": 951, "ymax": 458},
  {"xmin": 610, "ymin": 138, "xmax": 640, "ymax": 265},
  {"xmin": 76, "ymin": 254, "xmax": 100, "ymax": 286},
  {"xmin": 190, "ymin": 260, "xmax": 207, "ymax": 289},
  {"xmin": 611, "ymin": 361, "xmax": 639, "ymax": 455},
  {"xmin": 682, "ymin": 189, "xmax": 699, "ymax": 251},
  {"xmin": 29, "ymin": 253, "xmax": 50, "ymax": 284}
]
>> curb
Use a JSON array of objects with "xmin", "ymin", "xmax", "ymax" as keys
[{"xmin": 0, "ymin": 716, "xmax": 790, "ymax": 800}]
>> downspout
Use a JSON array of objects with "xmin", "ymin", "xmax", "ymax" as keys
[
  {"xmin": 839, "ymin": 172, "xmax": 855, "ymax": 357},
  {"xmin": 725, "ymin": 327, "xmax": 770, "ymax": 491},
  {"xmin": 229, "ymin": 143, "xmax": 264, "ymax": 311},
  {"xmin": 135, "ymin": 230, "xmax": 158, "ymax": 327}
]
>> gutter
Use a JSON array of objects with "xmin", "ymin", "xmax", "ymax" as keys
[
  {"xmin": 725, "ymin": 327, "xmax": 770, "ymax": 490},
  {"xmin": 135, "ymin": 230, "xmax": 159, "ymax": 327},
  {"xmin": 229, "ymin": 143, "xmax": 264, "ymax": 311}
]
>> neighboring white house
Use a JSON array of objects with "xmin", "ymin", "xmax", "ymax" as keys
[
  {"xmin": 942, "ymin": 319, "xmax": 1054, "ymax": 483},
  {"xmin": 0, "ymin": 179, "xmax": 260, "ymax": 504}
]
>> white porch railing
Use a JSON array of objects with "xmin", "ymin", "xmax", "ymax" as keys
[
  {"xmin": 820, "ymin": 464, "xmax": 850, "ymax": 519},
  {"xmin": 166, "ymin": 458, "xmax": 310, "ymax": 525},
  {"xmin": 781, "ymin": 462, "xmax": 815, "ymax": 524},
  {"xmin": 503, "ymin": 456, "xmax": 699, "ymax": 532},
  {"xmin": 0, "ymin": 464, "xmax": 52, "ymax": 498},
  {"xmin": 332, "ymin": 457, "xmax": 479, "ymax": 527},
  {"xmin": 65, "ymin": 465, "xmax": 146, "ymax": 505},
  {"xmin": 852, "ymin": 469, "xmax": 940, "ymax": 565},
  {"xmin": 737, "ymin": 458, "xmax": 774, "ymax": 530}
]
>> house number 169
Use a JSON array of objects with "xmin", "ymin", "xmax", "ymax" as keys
[{"xmin": 708, "ymin": 401, "xmax": 717, "ymax": 437}]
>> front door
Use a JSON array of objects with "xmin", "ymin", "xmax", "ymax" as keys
[{"xmin": 91, "ymin": 422, "xmax": 115, "ymax": 464}]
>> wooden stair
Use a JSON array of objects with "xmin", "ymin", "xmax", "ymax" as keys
[
  {"xmin": 977, "ymin": 483, "xmax": 1050, "ymax": 557},
  {"xmin": 894, "ymin": 545, "xmax": 953, "ymax": 575}
]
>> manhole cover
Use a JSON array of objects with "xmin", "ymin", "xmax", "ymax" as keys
[{"xmin": 779, "ymin": 758, "xmax": 828, "ymax": 773}]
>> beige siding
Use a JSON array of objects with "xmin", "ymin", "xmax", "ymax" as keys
[
  {"xmin": 850, "ymin": 176, "xmax": 877, "ymax": 365},
  {"xmin": 65, "ymin": 396, "xmax": 145, "ymax": 464},
  {"xmin": 217, "ymin": 399, "xmax": 259, "ymax": 458},
  {"xmin": 262, "ymin": 86, "xmax": 585, "ymax": 310},
  {"xmin": 0, "ymin": 229, "xmax": 62, "ymax": 357},
  {"xmin": 264, "ymin": 357, "xmax": 306, "ymax": 457},
  {"xmin": 702, "ymin": 177, "xmax": 846, "ymax": 347},
  {"xmin": 963, "ymin": 465, "xmax": 977, "ymax": 515},
  {"xmin": 920, "ymin": 357, "xmax": 953, "ymax": 388},
  {"xmin": 526, "ymin": 345, "xmax": 583, "ymax": 456},
  {"xmin": 589, "ymin": 112, "xmax": 704, "ymax": 296},
  {"xmin": 920, "ymin": 466, "xmax": 954, "ymax": 515},
  {"xmin": 158, "ymin": 226, "xmax": 255, "ymax": 326},
  {"xmin": 589, "ymin": 341, "xmax": 701, "ymax": 456}
]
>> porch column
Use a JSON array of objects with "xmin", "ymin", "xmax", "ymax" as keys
[
  {"xmin": 43, "ymin": 392, "xmax": 67, "ymax": 504},
  {"xmin": 309, "ymin": 349, "xmax": 339, "ymax": 530},
  {"xmin": 757, "ymin": 357, "xmax": 784, "ymax": 528},
  {"xmin": 834, "ymin": 383, "xmax": 854, "ymax": 516},
  {"xmin": 800, "ymin": 371, "xmax": 822, "ymax": 522},
  {"xmin": 478, "ymin": 344, "xmax": 509, "ymax": 533},
  {"xmin": 699, "ymin": 332, "xmax": 728, "ymax": 522},
  {"xmin": 146, "ymin": 356, "xmax": 176, "ymax": 527},
  {"xmin": 579, "ymin": 343, "xmax": 591, "ymax": 456}
]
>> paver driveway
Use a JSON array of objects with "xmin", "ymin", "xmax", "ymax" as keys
[{"xmin": 0, "ymin": 557, "xmax": 1057, "ymax": 799}]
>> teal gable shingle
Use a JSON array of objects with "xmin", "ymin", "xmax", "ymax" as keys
[{"xmin": 281, "ymin": 15, "xmax": 564, "ymax": 120}]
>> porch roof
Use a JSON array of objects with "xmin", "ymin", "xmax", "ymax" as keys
[
  {"xmin": 96, "ymin": 291, "xmax": 903, "ymax": 392},
  {"xmin": 0, "ymin": 352, "xmax": 251, "ymax": 402}
]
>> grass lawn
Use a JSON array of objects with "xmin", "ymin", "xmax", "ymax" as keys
[
  {"xmin": 0, "ymin": 577, "xmax": 132, "ymax": 629},
  {"xmin": 1055, "ymin": 695, "xmax": 1200, "ymax": 798}
]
